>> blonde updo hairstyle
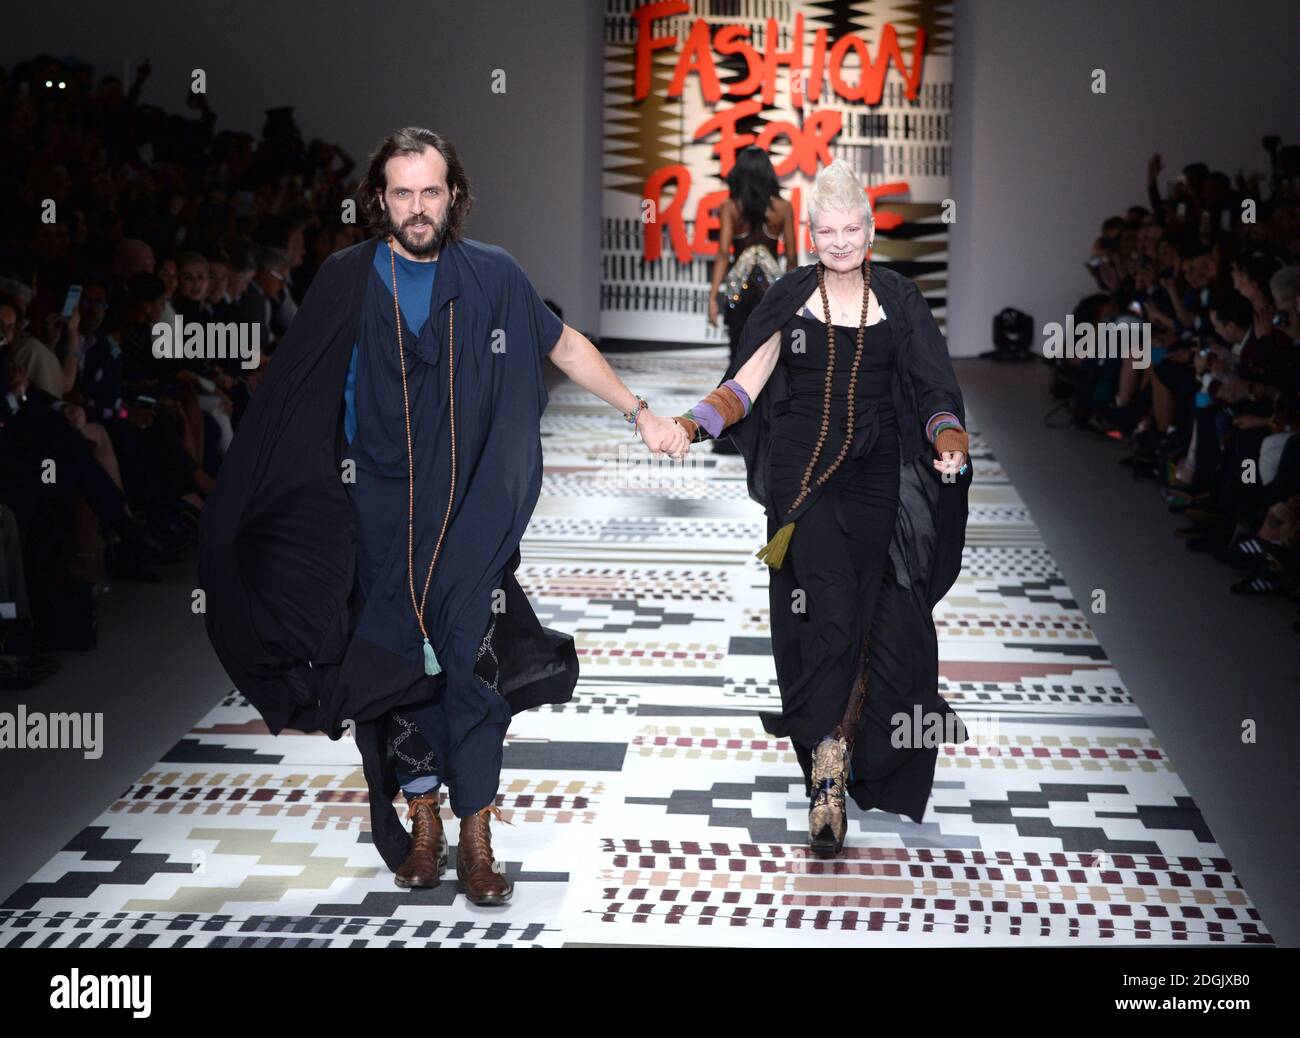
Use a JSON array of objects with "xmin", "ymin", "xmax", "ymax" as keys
[{"xmin": 807, "ymin": 159, "xmax": 873, "ymax": 232}]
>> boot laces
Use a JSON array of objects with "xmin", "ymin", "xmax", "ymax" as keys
[
  {"xmin": 467, "ymin": 803, "xmax": 512, "ymax": 874},
  {"xmin": 405, "ymin": 793, "xmax": 440, "ymax": 823},
  {"xmin": 405, "ymin": 795, "xmax": 442, "ymax": 851}
]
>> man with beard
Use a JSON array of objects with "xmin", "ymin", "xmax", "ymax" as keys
[{"xmin": 200, "ymin": 127, "xmax": 688, "ymax": 905}]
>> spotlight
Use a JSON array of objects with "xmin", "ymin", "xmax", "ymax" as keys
[{"xmin": 979, "ymin": 306, "xmax": 1035, "ymax": 362}]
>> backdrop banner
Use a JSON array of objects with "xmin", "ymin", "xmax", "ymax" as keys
[{"xmin": 600, "ymin": 0, "xmax": 956, "ymax": 346}]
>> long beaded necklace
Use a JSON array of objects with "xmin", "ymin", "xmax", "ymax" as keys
[
  {"xmin": 388, "ymin": 235, "xmax": 456, "ymax": 676},
  {"xmin": 755, "ymin": 256, "xmax": 872, "ymax": 570}
]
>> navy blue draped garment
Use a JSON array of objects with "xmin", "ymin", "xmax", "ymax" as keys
[{"xmin": 199, "ymin": 236, "xmax": 578, "ymax": 871}]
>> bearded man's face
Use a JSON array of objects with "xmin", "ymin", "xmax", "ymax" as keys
[{"xmin": 380, "ymin": 149, "xmax": 455, "ymax": 258}]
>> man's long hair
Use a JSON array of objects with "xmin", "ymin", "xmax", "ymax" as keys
[{"xmin": 357, "ymin": 127, "xmax": 474, "ymax": 243}]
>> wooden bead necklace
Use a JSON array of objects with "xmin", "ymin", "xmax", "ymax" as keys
[
  {"xmin": 389, "ymin": 235, "xmax": 456, "ymax": 676},
  {"xmin": 755, "ymin": 254, "xmax": 872, "ymax": 570},
  {"xmin": 789, "ymin": 257, "xmax": 872, "ymax": 511}
]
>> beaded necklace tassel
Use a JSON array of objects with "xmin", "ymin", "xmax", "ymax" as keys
[
  {"xmin": 388, "ymin": 236, "xmax": 457, "ymax": 676},
  {"xmin": 756, "ymin": 258, "xmax": 872, "ymax": 570}
]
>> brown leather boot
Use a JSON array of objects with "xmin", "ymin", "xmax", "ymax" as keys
[
  {"xmin": 456, "ymin": 803, "xmax": 514, "ymax": 905},
  {"xmin": 394, "ymin": 793, "xmax": 448, "ymax": 888}
]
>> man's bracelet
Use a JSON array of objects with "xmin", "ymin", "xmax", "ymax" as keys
[{"xmin": 623, "ymin": 394, "xmax": 648, "ymax": 434}]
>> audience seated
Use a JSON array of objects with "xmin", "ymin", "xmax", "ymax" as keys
[
  {"xmin": 0, "ymin": 52, "xmax": 362, "ymax": 667},
  {"xmin": 1057, "ymin": 145, "xmax": 1300, "ymax": 637}
]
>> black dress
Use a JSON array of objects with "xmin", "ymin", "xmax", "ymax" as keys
[
  {"xmin": 716, "ymin": 262, "xmax": 971, "ymax": 825},
  {"xmin": 761, "ymin": 306, "xmax": 901, "ymax": 793}
]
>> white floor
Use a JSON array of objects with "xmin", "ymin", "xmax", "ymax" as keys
[{"xmin": 0, "ymin": 351, "xmax": 1288, "ymax": 947}]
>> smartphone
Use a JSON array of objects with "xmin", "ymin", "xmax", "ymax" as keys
[{"xmin": 61, "ymin": 284, "xmax": 82, "ymax": 318}]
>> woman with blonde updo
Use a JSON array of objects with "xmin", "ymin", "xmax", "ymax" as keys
[{"xmin": 674, "ymin": 159, "xmax": 973, "ymax": 856}]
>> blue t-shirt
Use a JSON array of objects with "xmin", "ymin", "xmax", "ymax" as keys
[{"xmin": 344, "ymin": 241, "xmax": 438, "ymax": 443}]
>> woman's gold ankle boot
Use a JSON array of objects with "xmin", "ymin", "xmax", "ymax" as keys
[{"xmin": 808, "ymin": 734, "xmax": 849, "ymax": 858}]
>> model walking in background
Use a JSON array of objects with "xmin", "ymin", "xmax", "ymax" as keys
[{"xmin": 707, "ymin": 146, "xmax": 798, "ymax": 453}]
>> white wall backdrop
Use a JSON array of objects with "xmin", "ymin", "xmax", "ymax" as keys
[{"xmin": 947, "ymin": 0, "xmax": 1299, "ymax": 355}]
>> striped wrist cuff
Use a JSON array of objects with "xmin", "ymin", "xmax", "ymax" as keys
[
  {"xmin": 926, "ymin": 411, "xmax": 963, "ymax": 442},
  {"xmin": 692, "ymin": 381, "xmax": 751, "ymax": 438},
  {"xmin": 722, "ymin": 379, "xmax": 751, "ymax": 416},
  {"xmin": 692, "ymin": 401, "xmax": 725, "ymax": 438}
]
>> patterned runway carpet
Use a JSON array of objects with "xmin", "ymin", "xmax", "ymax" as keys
[{"xmin": 1, "ymin": 349, "xmax": 1274, "ymax": 947}]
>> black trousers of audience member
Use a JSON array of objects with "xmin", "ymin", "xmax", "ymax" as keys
[
  {"xmin": 1264, "ymin": 433, "xmax": 1300, "ymax": 508},
  {"xmin": 1190, "ymin": 405, "xmax": 1223, "ymax": 492},
  {"xmin": 1214, "ymin": 422, "xmax": 1273, "ymax": 524},
  {"xmin": 1153, "ymin": 359, "xmax": 1199, "ymax": 438},
  {"xmin": 228, "ymin": 379, "xmax": 251, "ymax": 430},
  {"xmin": 212, "ymin": 359, "xmax": 253, "ymax": 431},
  {"xmin": 1212, "ymin": 424, "xmax": 1300, "ymax": 524},
  {"xmin": 103, "ymin": 411, "xmax": 198, "ymax": 515},
  {"xmin": 0, "ymin": 422, "xmax": 132, "ymax": 545},
  {"xmin": 201, "ymin": 410, "xmax": 224, "ymax": 476}
]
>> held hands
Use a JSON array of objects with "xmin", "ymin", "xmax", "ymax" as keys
[{"xmin": 637, "ymin": 409, "xmax": 690, "ymax": 460}]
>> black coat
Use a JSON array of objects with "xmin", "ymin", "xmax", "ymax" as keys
[
  {"xmin": 198, "ymin": 237, "xmax": 578, "ymax": 872},
  {"xmin": 717, "ymin": 263, "xmax": 973, "ymax": 821},
  {"xmin": 0, "ymin": 385, "xmax": 79, "ymax": 465}
]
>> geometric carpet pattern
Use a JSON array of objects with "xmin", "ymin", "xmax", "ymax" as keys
[{"xmin": 0, "ymin": 348, "xmax": 1273, "ymax": 947}]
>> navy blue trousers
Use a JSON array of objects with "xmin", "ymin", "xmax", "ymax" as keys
[
  {"xmin": 385, "ymin": 612, "xmax": 510, "ymax": 816},
  {"xmin": 344, "ymin": 468, "xmax": 511, "ymax": 817}
]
